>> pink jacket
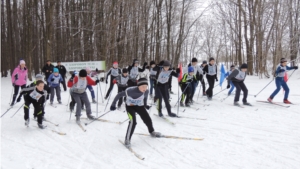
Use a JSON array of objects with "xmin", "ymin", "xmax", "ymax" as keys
[{"xmin": 11, "ymin": 66, "xmax": 28, "ymax": 86}]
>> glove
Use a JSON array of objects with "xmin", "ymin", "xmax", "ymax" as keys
[
  {"xmin": 106, "ymin": 80, "xmax": 108, "ymax": 84},
  {"xmin": 143, "ymin": 62, "xmax": 148, "ymax": 66},
  {"xmin": 95, "ymin": 79, "xmax": 100, "ymax": 84},
  {"xmin": 16, "ymin": 97, "xmax": 21, "ymax": 102},
  {"xmin": 227, "ymin": 84, "xmax": 230, "ymax": 89},
  {"xmin": 12, "ymin": 83, "xmax": 15, "ymax": 86},
  {"xmin": 188, "ymin": 63, "xmax": 191, "ymax": 67},
  {"xmin": 294, "ymin": 66, "xmax": 298, "ymax": 70},
  {"xmin": 113, "ymin": 79, "xmax": 117, "ymax": 84},
  {"xmin": 14, "ymin": 74, "xmax": 18, "ymax": 80},
  {"xmin": 145, "ymin": 105, "xmax": 151, "ymax": 110},
  {"xmin": 51, "ymin": 78, "xmax": 54, "ymax": 81},
  {"xmin": 46, "ymin": 94, "xmax": 50, "ymax": 100},
  {"xmin": 215, "ymin": 78, "xmax": 218, "ymax": 82},
  {"xmin": 176, "ymin": 68, "xmax": 180, "ymax": 73},
  {"xmin": 110, "ymin": 105, "xmax": 116, "ymax": 111},
  {"xmin": 71, "ymin": 73, "xmax": 75, "ymax": 79},
  {"xmin": 96, "ymin": 68, "xmax": 98, "ymax": 72}
]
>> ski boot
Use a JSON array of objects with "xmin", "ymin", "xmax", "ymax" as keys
[
  {"xmin": 234, "ymin": 102, "xmax": 240, "ymax": 106},
  {"xmin": 92, "ymin": 99, "xmax": 97, "ymax": 103},
  {"xmin": 124, "ymin": 139, "xmax": 131, "ymax": 148},
  {"xmin": 25, "ymin": 119, "xmax": 30, "ymax": 127},
  {"xmin": 150, "ymin": 131, "xmax": 162, "ymax": 138},
  {"xmin": 168, "ymin": 112, "xmax": 177, "ymax": 117},
  {"xmin": 87, "ymin": 114, "xmax": 95, "ymax": 120},
  {"xmin": 180, "ymin": 102, "xmax": 185, "ymax": 107},
  {"xmin": 283, "ymin": 99, "xmax": 292, "ymax": 104},
  {"xmin": 37, "ymin": 123, "xmax": 47, "ymax": 129}
]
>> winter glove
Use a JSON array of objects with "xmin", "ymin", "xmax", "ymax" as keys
[
  {"xmin": 71, "ymin": 73, "xmax": 75, "ymax": 79},
  {"xmin": 106, "ymin": 79, "xmax": 108, "ymax": 84},
  {"xmin": 110, "ymin": 105, "xmax": 116, "ymax": 111},
  {"xmin": 113, "ymin": 79, "xmax": 117, "ymax": 84},
  {"xmin": 143, "ymin": 62, "xmax": 148, "ymax": 66},
  {"xmin": 227, "ymin": 84, "xmax": 230, "ymax": 89},
  {"xmin": 215, "ymin": 78, "xmax": 218, "ymax": 82},
  {"xmin": 51, "ymin": 78, "xmax": 54, "ymax": 81},
  {"xmin": 16, "ymin": 97, "xmax": 21, "ymax": 102},
  {"xmin": 145, "ymin": 105, "xmax": 151, "ymax": 110},
  {"xmin": 188, "ymin": 63, "xmax": 191, "ymax": 67},
  {"xmin": 176, "ymin": 68, "xmax": 180, "ymax": 73},
  {"xmin": 294, "ymin": 66, "xmax": 298, "ymax": 70},
  {"xmin": 46, "ymin": 94, "xmax": 50, "ymax": 100},
  {"xmin": 12, "ymin": 83, "xmax": 15, "ymax": 86},
  {"xmin": 96, "ymin": 68, "xmax": 98, "ymax": 72},
  {"xmin": 14, "ymin": 74, "xmax": 18, "ymax": 80},
  {"xmin": 95, "ymin": 79, "xmax": 100, "ymax": 84}
]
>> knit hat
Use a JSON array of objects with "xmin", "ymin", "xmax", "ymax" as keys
[
  {"xmin": 188, "ymin": 66, "xmax": 194, "ymax": 73},
  {"xmin": 35, "ymin": 74, "xmax": 43, "ymax": 79},
  {"xmin": 192, "ymin": 58, "xmax": 198, "ymax": 63},
  {"xmin": 20, "ymin": 60, "xmax": 25, "ymax": 65},
  {"xmin": 113, "ymin": 61, "xmax": 118, "ymax": 65},
  {"xmin": 240, "ymin": 63, "xmax": 248, "ymax": 69},
  {"xmin": 163, "ymin": 60, "xmax": 171, "ymax": 67},
  {"xmin": 202, "ymin": 60, "xmax": 207, "ymax": 64},
  {"xmin": 53, "ymin": 68, "xmax": 59, "ymax": 73},
  {"xmin": 79, "ymin": 69, "xmax": 87, "ymax": 77},
  {"xmin": 122, "ymin": 68, "xmax": 128, "ymax": 73},
  {"xmin": 230, "ymin": 65, "xmax": 235, "ymax": 69},
  {"xmin": 86, "ymin": 67, "xmax": 91, "ymax": 72},
  {"xmin": 133, "ymin": 59, "xmax": 139, "ymax": 63},
  {"xmin": 137, "ymin": 78, "xmax": 148, "ymax": 86},
  {"xmin": 150, "ymin": 61, "xmax": 156, "ymax": 66},
  {"xmin": 209, "ymin": 57, "xmax": 215, "ymax": 62},
  {"xmin": 280, "ymin": 58, "xmax": 287, "ymax": 63}
]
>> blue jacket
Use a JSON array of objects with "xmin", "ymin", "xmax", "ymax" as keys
[
  {"xmin": 47, "ymin": 73, "xmax": 63, "ymax": 87},
  {"xmin": 275, "ymin": 65, "xmax": 294, "ymax": 80}
]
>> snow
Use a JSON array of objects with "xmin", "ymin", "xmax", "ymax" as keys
[{"xmin": 1, "ymin": 72, "xmax": 300, "ymax": 169}]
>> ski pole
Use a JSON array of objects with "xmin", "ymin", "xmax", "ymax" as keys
[
  {"xmin": 254, "ymin": 79, "xmax": 275, "ymax": 97},
  {"xmin": 10, "ymin": 103, "xmax": 24, "ymax": 118},
  {"xmin": 96, "ymin": 79, "xmax": 99, "ymax": 117},
  {"xmin": 287, "ymin": 69, "xmax": 296, "ymax": 81},
  {"xmin": 104, "ymin": 86, "xmax": 114, "ymax": 112},
  {"xmin": 1, "ymin": 107, "xmax": 14, "ymax": 118},
  {"xmin": 9, "ymin": 85, "xmax": 14, "ymax": 105},
  {"xmin": 66, "ymin": 94, "xmax": 70, "ymax": 106},
  {"xmin": 197, "ymin": 82, "xmax": 202, "ymax": 101},
  {"xmin": 96, "ymin": 70, "xmax": 104, "ymax": 103},
  {"xmin": 119, "ymin": 118, "xmax": 129, "ymax": 125},
  {"xmin": 177, "ymin": 81, "xmax": 180, "ymax": 116},
  {"xmin": 174, "ymin": 82, "xmax": 191, "ymax": 107},
  {"xmin": 213, "ymin": 88, "xmax": 227, "ymax": 96},
  {"xmin": 85, "ymin": 110, "xmax": 111, "ymax": 126}
]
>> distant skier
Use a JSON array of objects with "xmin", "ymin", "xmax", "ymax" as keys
[
  {"xmin": 200, "ymin": 60, "xmax": 207, "ymax": 96},
  {"xmin": 267, "ymin": 58, "xmax": 298, "ymax": 104},
  {"xmin": 188, "ymin": 58, "xmax": 203, "ymax": 103},
  {"xmin": 115, "ymin": 68, "xmax": 129, "ymax": 109},
  {"xmin": 202, "ymin": 57, "xmax": 218, "ymax": 100},
  {"xmin": 149, "ymin": 61, "xmax": 159, "ymax": 98},
  {"xmin": 179, "ymin": 66, "xmax": 197, "ymax": 107},
  {"xmin": 47, "ymin": 68, "xmax": 63, "ymax": 105},
  {"xmin": 127, "ymin": 59, "xmax": 147, "ymax": 87},
  {"xmin": 225, "ymin": 65, "xmax": 236, "ymax": 95},
  {"xmin": 86, "ymin": 67, "xmax": 97, "ymax": 103},
  {"xmin": 42, "ymin": 60, "xmax": 54, "ymax": 85},
  {"xmin": 55, "ymin": 61, "xmax": 67, "ymax": 91},
  {"xmin": 105, "ymin": 61, "xmax": 122, "ymax": 99}
]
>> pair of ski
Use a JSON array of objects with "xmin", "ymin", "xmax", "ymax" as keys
[
  {"xmin": 154, "ymin": 114, "xmax": 206, "ymax": 125},
  {"xmin": 119, "ymin": 133, "xmax": 204, "ymax": 160},
  {"xmin": 77, "ymin": 117, "xmax": 126, "ymax": 132},
  {"xmin": 31, "ymin": 119, "xmax": 66, "ymax": 135}
]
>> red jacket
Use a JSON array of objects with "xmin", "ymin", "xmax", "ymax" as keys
[{"xmin": 67, "ymin": 76, "xmax": 96, "ymax": 88}]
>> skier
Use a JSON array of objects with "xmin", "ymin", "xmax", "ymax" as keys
[
  {"xmin": 225, "ymin": 65, "xmax": 236, "ymax": 95},
  {"xmin": 47, "ymin": 68, "xmax": 63, "ymax": 105},
  {"xmin": 42, "ymin": 60, "xmax": 54, "ymax": 85},
  {"xmin": 226, "ymin": 63, "xmax": 251, "ymax": 106},
  {"xmin": 10, "ymin": 59, "xmax": 28, "ymax": 106},
  {"xmin": 115, "ymin": 68, "xmax": 129, "ymax": 109},
  {"xmin": 55, "ymin": 61, "xmax": 67, "ymax": 91},
  {"xmin": 267, "ymin": 58, "xmax": 298, "ymax": 104},
  {"xmin": 155, "ymin": 60, "xmax": 180, "ymax": 117},
  {"xmin": 127, "ymin": 59, "xmax": 147, "ymax": 87},
  {"xmin": 202, "ymin": 57, "xmax": 218, "ymax": 100},
  {"xmin": 110, "ymin": 78, "xmax": 161, "ymax": 148},
  {"xmin": 179, "ymin": 66, "xmax": 197, "ymax": 107},
  {"xmin": 68, "ymin": 69, "xmax": 100, "ymax": 123},
  {"xmin": 188, "ymin": 58, "xmax": 203, "ymax": 103},
  {"xmin": 104, "ymin": 61, "xmax": 122, "ymax": 99},
  {"xmin": 200, "ymin": 60, "xmax": 207, "ymax": 96},
  {"xmin": 68, "ymin": 71, "xmax": 84, "ymax": 112},
  {"xmin": 86, "ymin": 67, "xmax": 97, "ymax": 103},
  {"xmin": 18, "ymin": 80, "xmax": 48, "ymax": 129},
  {"xmin": 149, "ymin": 61, "xmax": 159, "ymax": 98}
]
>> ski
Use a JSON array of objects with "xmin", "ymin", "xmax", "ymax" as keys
[
  {"xmin": 81, "ymin": 118, "xmax": 121, "ymax": 124},
  {"xmin": 52, "ymin": 130, "xmax": 66, "ymax": 135},
  {"xmin": 171, "ymin": 115, "xmax": 206, "ymax": 120},
  {"xmin": 256, "ymin": 100, "xmax": 290, "ymax": 108},
  {"xmin": 44, "ymin": 119, "xmax": 59, "ymax": 126},
  {"xmin": 135, "ymin": 133, "xmax": 204, "ymax": 141},
  {"xmin": 118, "ymin": 139, "xmax": 145, "ymax": 160},
  {"xmin": 49, "ymin": 104, "xmax": 57, "ymax": 108},
  {"xmin": 77, "ymin": 122, "xmax": 87, "ymax": 132},
  {"xmin": 227, "ymin": 103, "xmax": 244, "ymax": 108},
  {"xmin": 154, "ymin": 114, "xmax": 176, "ymax": 125}
]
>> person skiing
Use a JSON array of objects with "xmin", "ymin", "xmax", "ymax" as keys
[
  {"xmin": 127, "ymin": 59, "xmax": 147, "ymax": 87},
  {"xmin": 226, "ymin": 63, "xmax": 251, "ymax": 106},
  {"xmin": 188, "ymin": 58, "xmax": 203, "ymax": 103},
  {"xmin": 68, "ymin": 71, "xmax": 84, "ymax": 112},
  {"xmin": 68, "ymin": 69, "xmax": 100, "ymax": 123},
  {"xmin": 149, "ymin": 61, "xmax": 159, "ymax": 98},
  {"xmin": 155, "ymin": 60, "xmax": 180, "ymax": 117},
  {"xmin": 180, "ymin": 66, "xmax": 197, "ymax": 107},
  {"xmin": 225, "ymin": 65, "xmax": 236, "ymax": 95},
  {"xmin": 10, "ymin": 59, "xmax": 28, "ymax": 106},
  {"xmin": 200, "ymin": 60, "xmax": 207, "ymax": 96},
  {"xmin": 110, "ymin": 78, "xmax": 161, "ymax": 148},
  {"xmin": 18, "ymin": 80, "xmax": 48, "ymax": 129},
  {"xmin": 86, "ymin": 67, "xmax": 97, "ymax": 103},
  {"xmin": 202, "ymin": 57, "xmax": 218, "ymax": 100},
  {"xmin": 55, "ymin": 61, "xmax": 67, "ymax": 91},
  {"xmin": 104, "ymin": 61, "xmax": 122, "ymax": 99},
  {"xmin": 47, "ymin": 68, "xmax": 63, "ymax": 105},
  {"xmin": 42, "ymin": 60, "xmax": 54, "ymax": 85},
  {"xmin": 268, "ymin": 58, "xmax": 298, "ymax": 104},
  {"xmin": 115, "ymin": 68, "xmax": 129, "ymax": 109}
]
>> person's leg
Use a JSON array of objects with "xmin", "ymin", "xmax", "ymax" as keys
[
  {"xmin": 180, "ymin": 84, "xmax": 186, "ymax": 103},
  {"xmin": 117, "ymin": 87, "xmax": 123, "ymax": 107},
  {"xmin": 105, "ymin": 77, "xmax": 114, "ymax": 98},
  {"xmin": 281, "ymin": 81, "xmax": 290, "ymax": 100},
  {"xmin": 11, "ymin": 85, "xmax": 20, "ymax": 104},
  {"xmin": 239, "ymin": 82, "xmax": 248, "ymax": 103},
  {"xmin": 125, "ymin": 106, "xmax": 137, "ymax": 141},
  {"xmin": 161, "ymin": 85, "xmax": 172, "ymax": 115},
  {"xmin": 150, "ymin": 79, "xmax": 154, "ymax": 95},
  {"xmin": 71, "ymin": 93, "xmax": 82, "ymax": 117},
  {"xmin": 270, "ymin": 79, "xmax": 281, "ymax": 99},
  {"xmin": 56, "ymin": 86, "xmax": 61, "ymax": 102},
  {"xmin": 136, "ymin": 106, "xmax": 154, "ymax": 133},
  {"xmin": 232, "ymin": 81, "xmax": 241, "ymax": 102},
  {"xmin": 33, "ymin": 102, "xmax": 44, "ymax": 124},
  {"xmin": 206, "ymin": 78, "xmax": 214, "ymax": 97},
  {"xmin": 229, "ymin": 81, "xmax": 235, "ymax": 95},
  {"xmin": 50, "ymin": 87, "xmax": 55, "ymax": 103},
  {"xmin": 185, "ymin": 86, "xmax": 192, "ymax": 104},
  {"xmin": 201, "ymin": 79, "xmax": 206, "ymax": 93},
  {"xmin": 62, "ymin": 78, "xmax": 67, "ymax": 91},
  {"xmin": 156, "ymin": 86, "xmax": 163, "ymax": 115},
  {"xmin": 80, "ymin": 92, "xmax": 92, "ymax": 116},
  {"xmin": 24, "ymin": 100, "xmax": 31, "ymax": 120}
]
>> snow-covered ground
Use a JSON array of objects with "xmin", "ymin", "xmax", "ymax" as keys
[{"xmin": 1, "ymin": 72, "xmax": 300, "ymax": 169}]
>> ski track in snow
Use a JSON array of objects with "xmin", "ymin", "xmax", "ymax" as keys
[{"xmin": 1, "ymin": 74, "xmax": 300, "ymax": 169}]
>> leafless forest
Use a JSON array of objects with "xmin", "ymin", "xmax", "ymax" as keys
[{"xmin": 1, "ymin": 0, "xmax": 299, "ymax": 79}]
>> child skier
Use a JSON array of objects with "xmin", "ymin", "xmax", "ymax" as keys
[
  {"xmin": 18, "ymin": 80, "xmax": 48, "ymax": 128},
  {"xmin": 115, "ymin": 68, "xmax": 129, "ymax": 109},
  {"xmin": 202, "ymin": 57, "xmax": 218, "ymax": 100},
  {"xmin": 86, "ymin": 67, "xmax": 97, "ymax": 103},
  {"xmin": 68, "ymin": 69, "xmax": 100, "ymax": 123},
  {"xmin": 149, "ymin": 61, "xmax": 159, "ymax": 98},
  {"xmin": 180, "ymin": 66, "xmax": 197, "ymax": 107},
  {"xmin": 47, "ymin": 68, "xmax": 63, "ymax": 104},
  {"xmin": 189, "ymin": 58, "xmax": 203, "ymax": 103},
  {"xmin": 200, "ymin": 60, "xmax": 207, "ymax": 96},
  {"xmin": 110, "ymin": 78, "xmax": 161, "ymax": 148},
  {"xmin": 268, "ymin": 58, "xmax": 298, "ymax": 104},
  {"xmin": 10, "ymin": 59, "xmax": 28, "ymax": 106},
  {"xmin": 127, "ymin": 59, "xmax": 147, "ymax": 87},
  {"xmin": 225, "ymin": 65, "xmax": 236, "ymax": 95},
  {"xmin": 227, "ymin": 63, "xmax": 251, "ymax": 106},
  {"xmin": 105, "ymin": 62, "xmax": 122, "ymax": 99},
  {"xmin": 155, "ymin": 60, "xmax": 180, "ymax": 117}
]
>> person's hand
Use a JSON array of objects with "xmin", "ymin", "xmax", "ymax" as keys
[
  {"xmin": 215, "ymin": 78, "xmax": 218, "ymax": 82},
  {"xmin": 176, "ymin": 68, "xmax": 180, "ymax": 73},
  {"xmin": 145, "ymin": 105, "xmax": 151, "ymax": 110},
  {"xmin": 294, "ymin": 66, "xmax": 298, "ymax": 70},
  {"xmin": 16, "ymin": 97, "xmax": 21, "ymax": 102},
  {"xmin": 95, "ymin": 79, "xmax": 100, "ymax": 84},
  {"xmin": 71, "ymin": 73, "xmax": 75, "ymax": 79},
  {"xmin": 227, "ymin": 84, "xmax": 230, "ymax": 89},
  {"xmin": 46, "ymin": 94, "xmax": 50, "ymax": 100},
  {"xmin": 144, "ymin": 62, "xmax": 148, "ymax": 66},
  {"xmin": 51, "ymin": 78, "xmax": 54, "ymax": 81},
  {"xmin": 12, "ymin": 83, "xmax": 15, "ymax": 86},
  {"xmin": 110, "ymin": 105, "xmax": 116, "ymax": 111},
  {"xmin": 113, "ymin": 79, "xmax": 117, "ymax": 84}
]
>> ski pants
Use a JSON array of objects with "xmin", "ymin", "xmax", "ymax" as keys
[
  {"xmin": 270, "ymin": 78, "xmax": 289, "ymax": 100},
  {"xmin": 180, "ymin": 83, "xmax": 192, "ymax": 104},
  {"xmin": 228, "ymin": 81, "xmax": 235, "ymax": 95},
  {"xmin": 24, "ymin": 100, "xmax": 45, "ymax": 124},
  {"xmin": 232, "ymin": 81, "xmax": 248, "ymax": 102},
  {"xmin": 50, "ymin": 86, "xmax": 61, "ymax": 102},
  {"xmin": 190, "ymin": 80, "xmax": 199, "ymax": 100},
  {"xmin": 71, "ymin": 92, "xmax": 92, "ymax": 117},
  {"xmin": 105, "ymin": 76, "xmax": 117, "ymax": 98},
  {"xmin": 201, "ymin": 79, "xmax": 206, "ymax": 93},
  {"xmin": 206, "ymin": 77, "xmax": 215, "ymax": 97},
  {"xmin": 156, "ymin": 84, "xmax": 172, "ymax": 114},
  {"xmin": 60, "ymin": 76, "xmax": 67, "ymax": 91},
  {"xmin": 150, "ymin": 79, "xmax": 155, "ymax": 95},
  {"xmin": 12, "ymin": 84, "xmax": 26, "ymax": 104}
]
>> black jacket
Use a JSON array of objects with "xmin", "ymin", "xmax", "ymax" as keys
[
  {"xmin": 55, "ymin": 65, "xmax": 67, "ymax": 77},
  {"xmin": 42, "ymin": 64, "xmax": 55, "ymax": 79}
]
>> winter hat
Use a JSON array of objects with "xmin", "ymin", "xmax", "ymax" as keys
[
  {"xmin": 133, "ymin": 59, "xmax": 139, "ymax": 63},
  {"xmin": 158, "ymin": 60, "xmax": 165, "ymax": 66},
  {"xmin": 86, "ymin": 67, "xmax": 91, "ymax": 72},
  {"xmin": 163, "ymin": 60, "xmax": 171, "ymax": 67},
  {"xmin": 20, "ymin": 60, "xmax": 25, "ymax": 65},
  {"xmin": 53, "ymin": 68, "xmax": 59, "ymax": 73},
  {"xmin": 122, "ymin": 68, "xmax": 128, "ymax": 73},
  {"xmin": 240, "ymin": 63, "xmax": 248, "ymax": 69},
  {"xmin": 230, "ymin": 65, "xmax": 235, "ymax": 69},
  {"xmin": 137, "ymin": 78, "xmax": 148, "ymax": 86},
  {"xmin": 192, "ymin": 58, "xmax": 198, "ymax": 63},
  {"xmin": 202, "ymin": 60, "xmax": 207, "ymax": 64},
  {"xmin": 150, "ymin": 61, "xmax": 156, "ymax": 66},
  {"xmin": 209, "ymin": 57, "xmax": 215, "ymax": 62},
  {"xmin": 113, "ymin": 61, "xmax": 118, "ymax": 65},
  {"xmin": 79, "ymin": 69, "xmax": 87, "ymax": 77},
  {"xmin": 35, "ymin": 74, "xmax": 43, "ymax": 80},
  {"xmin": 280, "ymin": 58, "xmax": 287, "ymax": 63},
  {"xmin": 188, "ymin": 66, "xmax": 194, "ymax": 73}
]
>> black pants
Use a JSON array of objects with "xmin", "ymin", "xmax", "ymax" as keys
[
  {"xmin": 117, "ymin": 86, "xmax": 127, "ymax": 107},
  {"xmin": 24, "ymin": 100, "xmax": 44, "ymax": 124},
  {"xmin": 206, "ymin": 78, "xmax": 215, "ymax": 97},
  {"xmin": 232, "ymin": 81, "xmax": 248, "ymax": 102},
  {"xmin": 168, "ymin": 76, "xmax": 172, "ymax": 90},
  {"xmin": 125, "ymin": 106, "xmax": 154, "ymax": 141},
  {"xmin": 12, "ymin": 84, "xmax": 26, "ymax": 104},
  {"xmin": 180, "ymin": 83, "xmax": 191, "ymax": 104},
  {"xmin": 105, "ymin": 76, "xmax": 117, "ymax": 98},
  {"xmin": 201, "ymin": 79, "xmax": 206, "ymax": 93},
  {"xmin": 60, "ymin": 77, "xmax": 67, "ymax": 91},
  {"xmin": 156, "ymin": 84, "xmax": 172, "ymax": 114},
  {"xmin": 127, "ymin": 79, "xmax": 137, "ymax": 88}
]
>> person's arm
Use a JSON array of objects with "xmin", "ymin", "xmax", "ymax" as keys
[
  {"xmin": 202, "ymin": 65, "xmax": 208, "ymax": 74},
  {"xmin": 215, "ymin": 65, "xmax": 218, "ymax": 80},
  {"xmin": 68, "ymin": 76, "xmax": 77, "ymax": 88},
  {"xmin": 105, "ymin": 68, "xmax": 112, "ymax": 83},
  {"xmin": 63, "ymin": 66, "xmax": 67, "ymax": 75},
  {"xmin": 47, "ymin": 74, "xmax": 53, "ymax": 83},
  {"xmin": 170, "ymin": 70, "xmax": 179, "ymax": 77},
  {"xmin": 181, "ymin": 74, "xmax": 188, "ymax": 83},
  {"xmin": 42, "ymin": 65, "xmax": 46, "ymax": 74},
  {"xmin": 275, "ymin": 66, "xmax": 284, "ymax": 75},
  {"xmin": 227, "ymin": 69, "xmax": 239, "ymax": 81},
  {"xmin": 144, "ymin": 90, "xmax": 149, "ymax": 106},
  {"xmin": 138, "ymin": 62, "xmax": 147, "ymax": 72},
  {"xmin": 286, "ymin": 65, "xmax": 298, "ymax": 70},
  {"xmin": 111, "ymin": 91, "xmax": 126, "ymax": 107},
  {"xmin": 11, "ymin": 68, "xmax": 18, "ymax": 84},
  {"xmin": 118, "ymin": 68, "xmax": 122, "ymax": 74},
  {"xmin": 86, "ymin": 76, "xmax": 97, "ymax": 86}
]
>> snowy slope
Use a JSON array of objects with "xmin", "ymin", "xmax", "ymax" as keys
[{"xmin": 1, "ymin": 72, "xmax": 300, "ymax": 169}]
